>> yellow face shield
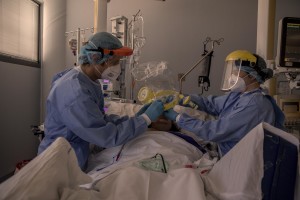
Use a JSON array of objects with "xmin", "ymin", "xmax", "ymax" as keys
[{"xmin": 220, "ymin": 50, "xmax": 257, "ymax": 91}]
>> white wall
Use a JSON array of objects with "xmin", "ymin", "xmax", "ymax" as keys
[
  {"xmin": 107, "ymin": 0, "xmax": 258, "ymax": 97},
  {"xmin": 41, "ymin": 0, "xmax": 67, "ymax": 119},
  {"xmin": 50, "ymin": 0, "xmax": 300, "ymax": 105},
  {"xmin": 65, "ymin": 0, "xmax": 94, "ymax": 67},
  {"xmin": 62, "ymin": 0, "xmax": 258, "ymax": 99},
  {"xmin": 60, "ymin": 0, "xmax": 300, "ymax": 99}
]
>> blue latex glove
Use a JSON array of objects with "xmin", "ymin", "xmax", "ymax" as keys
[
  {"xmin": 144, "ymin": 100, "xmax": 164, "ymax": 122},
  {"xmin": 163, "ymin": 108, "xmax": 179, "ymax": 121},
  {"xmin": 164, "ymin": 95, "xmax": 175, "ymax": 104},
  {"xmin": 136, "ymin": 103, "xmax": 151, "ymax": 116}
]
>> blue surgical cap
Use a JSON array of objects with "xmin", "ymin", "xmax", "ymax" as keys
[
  {"xmin": 78, "ymin": 32, "xmax": 123, "ymax": 65},
  {"xmin": 240, "ymin": 54, "xmax": 273, "ymax": 83}
]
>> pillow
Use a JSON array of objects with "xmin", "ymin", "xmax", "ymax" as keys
[
  {"xmin": 105, "ymin": 102, "xmax": 216, "ymax": 144},
  {"xmin": 105, "ymin": 101, "xmax": 143, "ymax": 117},
  {"xmin": 106, "ymin": 102, "xmax": 215, "ymax": 120},
  {"xmin": 173, "ymin": 105, "xmax": 216, "ymax": 121}
]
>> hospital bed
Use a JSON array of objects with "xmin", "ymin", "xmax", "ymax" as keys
[{"xmin": 0, "ymin": 102, "xmax": 299, "ymax": 200}]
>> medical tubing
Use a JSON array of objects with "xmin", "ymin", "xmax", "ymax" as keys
[{"xmin": 154, "ymin": 153, "xmax": 167, "ymax": 173}]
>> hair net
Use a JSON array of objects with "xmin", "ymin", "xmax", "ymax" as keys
[
  {"xmin": 240, "ymin": 54, "xmax": 273, "ymax": 83},
  {"xmin": 78, "ymin": 32, "xmax": 123, "ymax": 65}
]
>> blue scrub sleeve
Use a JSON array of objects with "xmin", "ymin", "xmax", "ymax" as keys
[
  {"xmin": 61, "ymin": 96, "xmax": 148, "ymax": 148},
  {"xmin": 104, "ymin": 114, "xmax": 129, "ymax": 124},
  {"xmin": 190, "ymin": 94, "xmax": 228, "ymax": 116},
  {"xmin": 177, "ymin": 103, "xmax": 263, "ymax": 143}
]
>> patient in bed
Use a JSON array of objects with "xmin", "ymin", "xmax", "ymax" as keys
[
  {"xmin": 150, "ymin": 111, "xmax": 218, "ymax": 155},
  {"xmin": 149, "ymin": 116, "xmax": 173, "ymax": 131},
  {"xmin": 105, "ymin": 101, "xmax": 218, "ymax": 152}
]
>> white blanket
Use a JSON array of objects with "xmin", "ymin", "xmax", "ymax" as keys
[
  {"xmin": 0, "ymin": 123, "xmax": 298, "ymax": 200},
  {"xmin": 0, "ymin": 138, "xmax": 91, "ymax": 200},
  {"xmin": 86, "ymin": 131, "xmax": 204, "ymax": 183}
]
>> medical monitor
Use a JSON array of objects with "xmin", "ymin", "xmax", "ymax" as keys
[{"xmin": 276, "ymin": 17, "xmax": 300, "ymax": 68}]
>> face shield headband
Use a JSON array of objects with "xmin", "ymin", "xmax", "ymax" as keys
[
  {"xmin": 248, "ymin": 55, "xmax": 269, "ymax": 82},
  {"xmin": 238, "ymin": 56, "xmax": 268, "ymax": 83},
  {"xmin": 221, "ymin": 55, "xmax": 267, "ymax": 91},
  {"xmin": 86, "ymin": 41, "xmax": 133, "ymax": 57}
]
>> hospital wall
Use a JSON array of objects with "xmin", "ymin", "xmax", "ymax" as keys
[
  {"xmin": 0, "ymin": 62, "xmax": 40, "ymax": 180},
  {"xmin": 66, "ymin": 0, "xmax": 258, "ymax": 98},
  {"xmin": 64, "ymin": 0, "xmax": 300, "ymax": 99},
  {"xmin": 0, "ymin": 0, "xmax": 300, "ymax": 181}
]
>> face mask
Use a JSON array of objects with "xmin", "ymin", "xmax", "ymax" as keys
[
  {"xmin": 228, "ymin": 74, "xmax": 238, "ymax": 86},
  {"xmin": 229, "ymin": 74, "xmax": 246, "ymax": 92},
  {"xmin": 101, "ymin": 64, "xmax": 121, "ymax": 81}
]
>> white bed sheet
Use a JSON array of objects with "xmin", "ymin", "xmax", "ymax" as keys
[
  {"xmin": 0, "ymin": 137, "xmax": 91, "ymax": 200},
  {"xmin": 86, "ymin": 131, "xmax": 204, "ymax": 180},
  {"xmin": 0, "ymin": 123, "xmax": 298, "ymax": 200},
  {"xmin": 81, "ymin": 122, "xmax": 266, "ymax": 200},
  {"xmin": 1, "ymin": 99, "xmax": 299, "ymax": 200}
]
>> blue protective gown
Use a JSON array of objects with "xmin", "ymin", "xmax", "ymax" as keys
[
  {"xmin": 38, "ymin": 67, "xmax": 148, "ymax": 169},
  {"xmin": 177, "ymin": 89, "xmax": 285, "ymax": 156}
]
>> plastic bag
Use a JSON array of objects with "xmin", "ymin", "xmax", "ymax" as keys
[{"xmin": 132, "ymin": 61, "xmax": 179, "ymax": 110}]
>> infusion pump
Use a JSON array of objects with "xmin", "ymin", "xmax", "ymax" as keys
[{"xmin": 274, "ymin": 95, "xmax": 300, "ymax": 126}]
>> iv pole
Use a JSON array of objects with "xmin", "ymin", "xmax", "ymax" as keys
[
  {"xmin": 179, "ymin": 38, "xmax": 224, "ymax": 94},
  {"xmin": 65, "ymin": 28, "xmax": 94, "ymax": 65},
  {"xmin": 128, "ymin": 10, "xmax": 142, "ymax": 100},
  {"xmin": 64, "ymin": 0, "xmax": 107, "ymax": 65}
]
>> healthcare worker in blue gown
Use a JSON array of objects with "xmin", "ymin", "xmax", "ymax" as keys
[
  {"xmin": 163, "ymin": 50, "xmax": 285, "ymax": 157},
  {"xmin": 38, "ymin": 32, "xmax": 164, "ymax": 170}
]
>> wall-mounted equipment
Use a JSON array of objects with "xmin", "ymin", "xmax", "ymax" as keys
[
  {"xmin": 65, "ymin": 27, "xmax": 94, "ymax": 65},
  {"xmin": 275, "ymin": 17, "xmax": 300, "ymax": 90},
  {"xmin": 274, "ymin": 95, "xmax": 300, "ymax": 136},
  {"xmin": 274, "ymin": 95, "xmax": 300, "ymax": 123},
  {"xmin": 276, "ymin": 17, "xmax": 300, "ymax": 69},
  {"xmin": 110, "ymin": 16, "xmax": 128, "ymax": 46},
  {"xmin": 110, "ymin": 16, "xmax": 129, "ymax": 99}
]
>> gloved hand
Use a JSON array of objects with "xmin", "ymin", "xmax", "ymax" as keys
[
  {"xmin": 144, "ymin": 100, "xmax": 164, "ymax": 122},
  {"xmin": 136, "ymin": 103, "xmax": 151, "ymax": 116},
  {"xmin": 163, "ymin": 108, "xmax": 179, "ymax": 121},
  {"xmin": 178, "ymin": 94, "xmax": 191, "ymax": 106},
  {"xmin": 178, "ymin": 94, "xmax": 198, "ymax": 109},
  {"xmin": 164, "ymin": 95, "xmax": 175, "ymax": 104}
]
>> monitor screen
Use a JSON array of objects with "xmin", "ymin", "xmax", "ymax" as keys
[{"xmin": 277, "ymin": 17, "xmax": 300, "ymax": 68}]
